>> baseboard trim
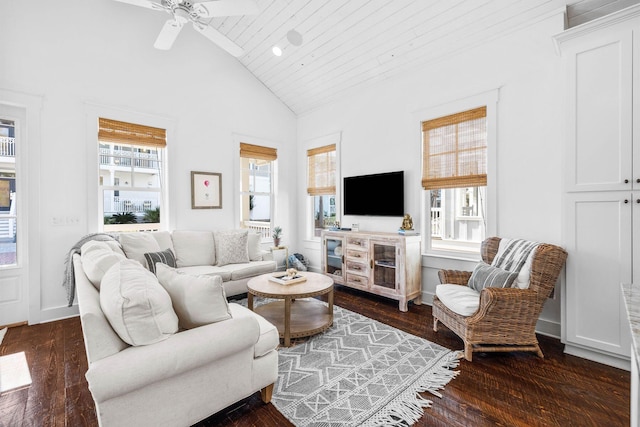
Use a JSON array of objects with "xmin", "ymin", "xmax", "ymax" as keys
[
  {"xmin": 38, "ymin": 305, "xmax": 79, "ymax": 324},
  {"xmin": 564, "ymin": 344, "xmax": 631, "ymax": 371}
]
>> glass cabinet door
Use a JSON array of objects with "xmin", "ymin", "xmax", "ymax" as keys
[
  {"xmin": 371, "ymin": 241, "xmax": 397, "ymax": 290},
  {"xmin": 324, "ymin": 237, "xmax": 344, "ymax": 284}
]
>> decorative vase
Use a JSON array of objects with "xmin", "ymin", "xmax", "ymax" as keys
[{"xmin": 274, "ymin": 238, "xmax": 281, "ymax": 247}]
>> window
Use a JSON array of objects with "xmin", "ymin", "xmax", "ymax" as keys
[
  {"xmin": 98, "ymin": 118, "xmax": 165, "ymax": 232},
  {"xmin": 307, "ymin": 144, "xmax": 336, "ymax": 237},
  {"xmin": 422, "ymin": 107, "xmax": 487, "ymax": 253},
  {"xmin": 239, "ymin": 142, "xmax": 276, "ymax": 240}
]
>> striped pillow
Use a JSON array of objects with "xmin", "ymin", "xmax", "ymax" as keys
[
  {"xmin": 144, "ymin": 249, "xmax": 177, "ymax": 275},
  {"xmin": 468, "ymin": 262, "xmax": 518, "ymax": 292}
]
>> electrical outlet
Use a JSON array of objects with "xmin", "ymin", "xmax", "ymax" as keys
[{"xmin": 66, "ymin": 216, "xmax": 80, "ymax": 226}]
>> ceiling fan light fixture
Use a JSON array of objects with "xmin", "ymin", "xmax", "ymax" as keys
[
  {"xmin": 272, "ymin": 46, "xmax": 283, "ymax": 56},
  {"xmin": 286, "ymin": 29, "xmax": 303, "ymax": 46}
]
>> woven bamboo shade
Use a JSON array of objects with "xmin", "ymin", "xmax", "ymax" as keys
[
  {"xmin": 239, "ymin": 142, "xmax": 277, "ymax": 161},
  {"xmin": 98, "ymin": 118, "xmax": 166, "ymax": 148},
  {"xmin": 422, "ymin": 107, "xmax": 487, "ymax": 190},
  {"xmin": 307, "ymin": 144, "xmax": 336, "ymax": 195}
]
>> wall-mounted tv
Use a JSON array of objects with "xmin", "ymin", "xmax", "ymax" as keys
[{"xmin": 343, "ymin": 171, "xmax": 404, "ymax": 217}]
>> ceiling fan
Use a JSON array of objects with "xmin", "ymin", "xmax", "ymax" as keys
[{"xmin": 113, "ymin": 0, "xmax": 259, "ymax": 56}]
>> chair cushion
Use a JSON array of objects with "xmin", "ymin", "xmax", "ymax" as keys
[
  {"xmin": 176, "ymin": 265, "xmax": 232, "ymax": 282},
  {"xmin": 100, "ymin": 259, "xmax": 179, "ymax": 346},
  {"xmin": 223, "ymin": 261, "xmax": 277, "ymax": 281},
  {"xmin": 144, "ymin": 248, "xmax": 177, "ymax": 275},
  {"xmin": 155, "ymin": 264, "xmax": 232, "ymax": 329},
  {"xmin": 80, "ymin": 241, "xmax": 127, "ymax": 290},
  {"xmin": 468, "ymin": 262, "xmax": 518, "ymax": 292},
  {"xmin": 171, "ymin": 230, "xmax": 216, "ymax": 267},
  {"xmin": 436, "ymin": 284, "xmax": 480, "ymax": 316},
  {"xmin": 214, "ymin": 230, "xmax": 250, "ymax": 266}
]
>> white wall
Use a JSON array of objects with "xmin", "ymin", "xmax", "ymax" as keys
[
  {"xmin": 296, "ymin": 13, "xmax": 566, "ymax": 336},
  {"xmin": 0, "ymin": 0, "xmax": 296, "ymax": 322}
]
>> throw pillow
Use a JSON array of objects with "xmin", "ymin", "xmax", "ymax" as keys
[
  {"xmin": 155, "ymin": 263, "xmax": 232, "ymax": 329},
  {"xmin": 468, "ymin": 262, "xmax": 519, "ymax": 292},
  {"xmin": 119, "ymin": 233, "xmax": 162, "ymax": 270},
  {"xmin": 144, "ymin": 248, "xmax": 177, "ymax": 275},
  {"xmin": 80, "ymin": 240, "xmax": 127, "ymax": 290},
  {"xmin": 171, "ymin": 230, "xmax": 216, "ymax": 267},
  {"xmin": 214, "ymin": 229, "xmax": 250, "ymax": 266},
  {"xmin": 100, "ymin": 259, "xmax": 179, "ymax": 346},
  {"xmin": 248, "ymin": 231, "xmax": 263, "ymax": 261}
]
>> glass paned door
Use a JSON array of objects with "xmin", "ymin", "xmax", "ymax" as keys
[
  {"xmin": 0, "ymin": 103, "xmax": 27, "ymax": 327},
  {"xmin": 0, "ymin": 118, "xmax": 17, "ymax": 266}
]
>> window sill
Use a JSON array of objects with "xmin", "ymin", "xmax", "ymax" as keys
[
  {"xmin": 454, "ymin": 215, "xmax": 483, "ymax": 221},
  {"xmin": 424, "ymin": 250, "xmax": 481, "ymax": 262}
]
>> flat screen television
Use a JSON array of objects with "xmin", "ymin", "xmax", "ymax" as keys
[{"xmin": 343, "ymin": 171, "xmax": 404, "ymax": 217}]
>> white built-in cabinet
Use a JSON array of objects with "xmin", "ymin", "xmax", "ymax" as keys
[
  {"xmin": 321, "ymin": 230, "xmax": 422, "ymax": 312},
  {"xmin": 556, "ymin": 5, "xmax": 640, "ymax": 369}
]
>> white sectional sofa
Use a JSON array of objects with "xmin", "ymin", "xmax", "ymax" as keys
[
  {"xmin": 73, "ymin": 229, "xmax": 280, "ymax": 427},
  {"xmin": 118, "ymin": 229, "xmax": 278, "ymax": 297}
]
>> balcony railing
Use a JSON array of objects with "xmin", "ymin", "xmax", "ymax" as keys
[
  {"xmin": 99, "ymin": 147, "xmax": 159, "ymax": 169},
  {"xmin": 243, "ymin": 220, "xmax": 271, "ymax": 240},
  {"xmin": 0, "ymin": 216, "xmax": 16, "ymax": 239},
  {"xmin": 0, "ymin": 137, "xmax": 16, "ymax": 157},
  {"xmin": 105, "ymin": 198, "xmax": 156, "ymax": 214}
]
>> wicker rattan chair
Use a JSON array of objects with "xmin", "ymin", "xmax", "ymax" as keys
[{"xmin": 432, "ymin": 237, "xmax": 568, "ymax": 361}]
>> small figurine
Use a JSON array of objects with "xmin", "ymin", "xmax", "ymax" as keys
[{"xmin": 400, "ymin": 214, "xmax": 413, "ymax": 231}]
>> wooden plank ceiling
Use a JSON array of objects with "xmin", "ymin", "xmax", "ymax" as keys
[{"xmin": 201, "ymin": 0, "xmax": 632, "ymax": 114}]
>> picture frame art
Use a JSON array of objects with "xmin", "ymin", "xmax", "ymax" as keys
[{"xmin": 191, "ymin": 171, "xmax": 222, "ymax": 209}]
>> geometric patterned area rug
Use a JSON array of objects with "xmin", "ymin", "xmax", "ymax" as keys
[{"xmin": 238, "ymin": 299, "xmax": 461, "ymax": 426}]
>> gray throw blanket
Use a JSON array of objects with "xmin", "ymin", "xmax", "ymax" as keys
[
  {"xmin": 491, "ymin": 238, "xmax": 540, "ymax": 273},
  {"xmin": 63, "ymin": 233, "xmax": 120, "ymax": 307}
]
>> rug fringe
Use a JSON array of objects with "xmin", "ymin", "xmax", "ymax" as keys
[{"xmin": 360, "ymin": 351, "xmax": 461, "ymax": 427}]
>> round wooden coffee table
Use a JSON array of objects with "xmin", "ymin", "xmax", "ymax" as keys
[{"xmin": 247, "ymin": 272, "xmax": 334, "ymax": 347}]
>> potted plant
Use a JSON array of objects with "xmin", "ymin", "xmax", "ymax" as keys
[{"xmin": 272, "ymin": 226, "xmax": 282, "ymax": 247}]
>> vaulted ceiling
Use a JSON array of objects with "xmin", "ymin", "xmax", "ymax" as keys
[
  {"xmin": 207, "ymin": 0, "xmax": 564, "ymax": 114},
  {"xmin": 120, "ymin": 0, "xmax": 639, "ymax": 115}
]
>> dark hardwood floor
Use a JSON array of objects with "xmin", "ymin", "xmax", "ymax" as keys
[{"xmin": 0, "ymin": 286, "xmax": 630, "ymax": 426}]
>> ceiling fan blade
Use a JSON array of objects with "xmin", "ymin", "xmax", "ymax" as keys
[
  {"xmin": 193, "ymin": 23, "xmax": 244, "ymax": 57},
  {"xmin": 193, "ymin": 0, "xmax": 259, "ymax": 18},
  {"xmin": 154, "ymin": 19, "xmax": 183, "ymax": 50},
  {"xmin": 113, "ymin": 0, "xmax": 163, "ymax": 11}
]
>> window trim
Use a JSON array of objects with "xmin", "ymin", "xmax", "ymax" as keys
[
  {"xmin": 303, "ymin": 132, "xmax": 341, "ymax": 241},
  {"xmin": 413, "ymin": 89, "xmax": 499, "ymax": 259},
  {"xmin": 85, "ymin": 103, "xmax": 176, "ymax": 233}
]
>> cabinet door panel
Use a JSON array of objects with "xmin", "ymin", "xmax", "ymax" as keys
[
  {"xmin": 565, "ymin": 192, "xmax": 632, "ymax": 356},
  {"xmin": 566, "ymin": 31, "xmax": 633, "ymax": 192}
]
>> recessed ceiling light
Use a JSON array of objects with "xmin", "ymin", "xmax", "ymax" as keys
[
  {"xmin": 272, "ymin": 46, "xmax": 283, "ymax": 56},
  {"xmin": 286, "ymin": 29, "xmax": 303, "ymax": 46}
]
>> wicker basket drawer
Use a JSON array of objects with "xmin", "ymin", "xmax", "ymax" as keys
[
  {"xmin": 346, "ymin": 260, "xmax": 368, "ymax": 275},
  {"xmin": 346, "ymin": 273, "xmax": 369, "ymax": 288}
]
